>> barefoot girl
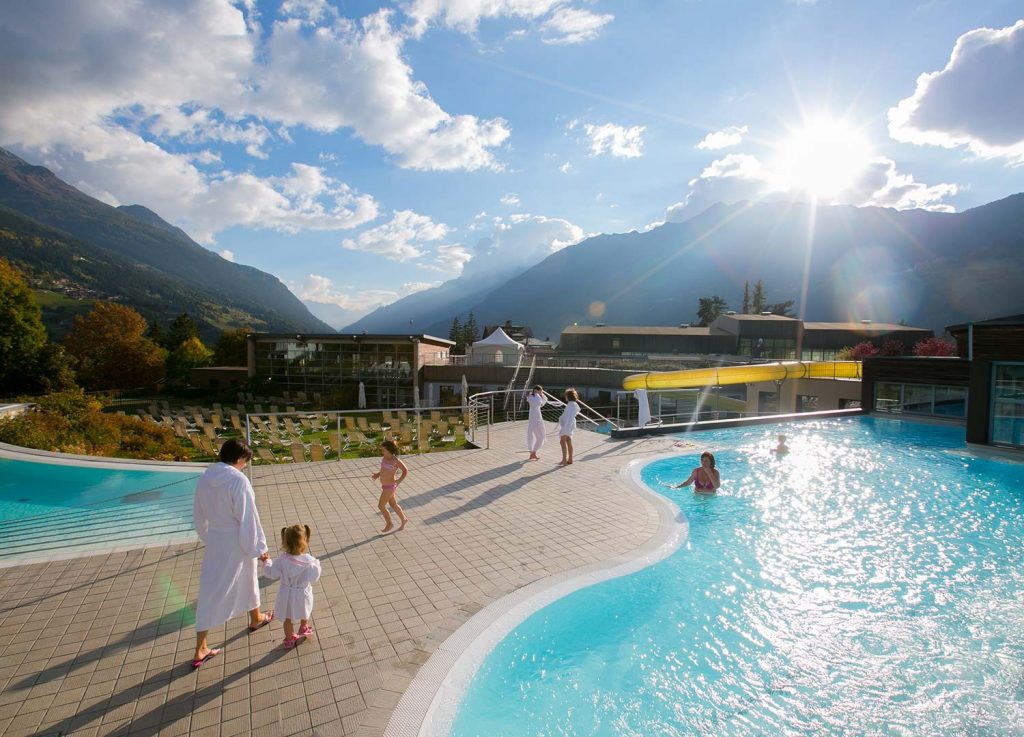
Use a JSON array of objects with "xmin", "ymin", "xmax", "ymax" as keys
[
  {"xmin": 371, "ymin": 440, "xmax": 409, "ymax": 533},
  {"xmin": 262, "ymin": 524, "xmax": 321, "ymax": 649}
]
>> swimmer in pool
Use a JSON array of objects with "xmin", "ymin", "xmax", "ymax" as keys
[{"xmin": 668, "ymin": 451, "xmax": 720, "ymax": 493}]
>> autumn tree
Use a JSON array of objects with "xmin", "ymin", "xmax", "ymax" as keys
[
  {"xmin": 212, "ymin": 326, "xmax": 252, "ymax": 366},
  {"xmin": 166, "ymin": 336, "xmax": 214, "ymax": 386},
  {"xmin": 696, "ymin": 295, "xmax": 729, "ymax": 327},
  {"xmin": 64, "ymin": 303, "xmax": 166, "ymax": 390},
  {"xmin": 837, "ymin": 341, "xmax": 880, "ymax": 360},
  {"xmin": 914, "ymin": 337, "xmax": 958, "ymax": 357},
  {"xmin": 0, "ymin": 258, "xmax": 76, "ymax": 394}
]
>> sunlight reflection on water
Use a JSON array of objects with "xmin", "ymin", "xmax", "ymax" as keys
[{"xmin": 451, "ymin": 418, "xmax": 1024, "ymax": 737}]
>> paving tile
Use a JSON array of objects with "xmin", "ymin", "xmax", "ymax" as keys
[{"xmin": 0, "ymin": 423, "xmax": 675, "ymax": 737}]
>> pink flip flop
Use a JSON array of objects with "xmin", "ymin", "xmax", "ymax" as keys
[
  {"xmin": 249, "ymin": 611, "xmax": 274, "ymax": 632},
  {"xmin": 191, "ymin": 647, "xmax": 222, "ymax": 669}
]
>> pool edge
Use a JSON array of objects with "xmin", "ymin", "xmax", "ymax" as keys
[{"xmin": 385, "ymin": 451, "xmax": 688, "ymax": 737}]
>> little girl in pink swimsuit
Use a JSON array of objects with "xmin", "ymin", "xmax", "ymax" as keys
[{"xmin": 371, "ymin": 440, "xmax": 409, "ymax": 534}]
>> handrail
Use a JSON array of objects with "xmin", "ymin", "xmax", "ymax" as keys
[{"xmin": 468, "ymin": 388, "xmax": 619, "ymax": 432}]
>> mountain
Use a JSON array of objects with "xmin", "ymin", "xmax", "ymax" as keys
[
  {"xmin": 404, "ymin": 195, "xmax": 1024, "ymax": 341},
  {"xmin": 342, "ymin": 265, "xmax": 525, "ymax": 336},
  {"xmin": 0, "ymin": 146, "xmax": 332, "ymax": 340}
]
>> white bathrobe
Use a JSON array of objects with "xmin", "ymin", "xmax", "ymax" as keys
[
  {"xmin": 558, "ymin": 400, "xmax": 581, "ymax": 438},
  {"xmin": 192, "ymin": 462, "xmax": 268, "ymax": 632},
  {"xmin": 526, "ymin": 393, "xmax": 547, "ymax": 453},
  {"xmin": 262, "ymin": 553, "xmax": 322, "ymax": 621}
]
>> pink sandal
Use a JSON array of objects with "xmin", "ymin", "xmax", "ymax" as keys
[
  {"xmin": 248, "ymin": 611, "xmax": 274, "ymax": 632},
  {"xmin": 298, "ymin": 624, "xmax": 314, "ymax": 637},
  {"xmin": 283, "ymin": 634, "xmax": 305, "ymax": 650}
]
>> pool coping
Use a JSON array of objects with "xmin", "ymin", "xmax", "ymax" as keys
[
  {"xmin": 0, "ymin": 440, "xmax": 209, "ymax": 470},
  {"xmin": 384, "ymin": 451, "xmax": 688, "ymax": 737}
]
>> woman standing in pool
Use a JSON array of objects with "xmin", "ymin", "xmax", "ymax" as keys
[
  {"xmin": 558, "ymin": 388, "xmax": 581, "ymax": 466},
  {"xmin": 526, "ymin": 385, "xmax": 547, "ymax": 461},
  {"xmin": 371, "ymin": 440, "xmax": 409, "ymax": 534},
  {"xmin": 670, "ymin": 451, "xmax": 721, "ymax": 493},
  {"xmin": 192, "ymin": 438, "xmax": 272, "ymax": 669}
]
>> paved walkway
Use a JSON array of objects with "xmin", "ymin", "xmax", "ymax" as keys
[{"xmin": 0, "ymin": 423, "xmax": 681, "ymax": 737}]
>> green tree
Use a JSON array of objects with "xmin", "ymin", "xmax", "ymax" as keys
[
  {"xmin": 767, "ymin": 300, "xmax": 796, "ymax": 317},
  {"xmin": 741, "ymin": 281, "xmax": 750, "ymax": 314},
  {"xmin": 166, "ymin": 312, "xmax": 200, "ymax": 350},
  {"xmin": 64, "ymin": 303, "xmax": 166, "ymax": 390},
  {"xmin": 166, "ymin": 336, "xmax": 214, "ymax": 386},
  {"xmin": 212, "ymin": 326, "xmax": 251, "ymax": 366},
  {"xmin": 696, "ymin": 295, "xmax": 729, "ymax": 327},
  {"xmin": 0, "ymin": 258, "xmax": 76, "ymax": 394},
  {"xmin": 751, "ymin": 280, "xmax": 766, "ymax": 313},
  {"xmin": 463, "ymin": 312, "xmax": 480, "ymax": 346},
  {"xmin": 448, "ymin": 316, "xmax": 463, "ymax": 352}
]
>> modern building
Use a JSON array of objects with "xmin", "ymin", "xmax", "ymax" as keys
[
  {"xmin": 862, "ymin": 314, "xmax": 1024, "ymax": 451},
  {"xmin": 246, "ymin": 333, "xmax": 454, "ymax": 408},
  {"xmin": 559, "ymin": 314, "xmax": 932, "ymax": 360}
]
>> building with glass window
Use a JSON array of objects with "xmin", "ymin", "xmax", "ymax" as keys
[
  {"xmin": 558, "ymin": 314, "xmax": 931, "ymax": 360},
  {"xmin": 863, "ymin": 314, "xmax": 1024, "ymax": 451},
  {"xmin": 246, "ymin": 333, "xmax": 454, "ymax": 408}
]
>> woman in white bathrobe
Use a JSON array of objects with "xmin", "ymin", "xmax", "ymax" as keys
[
  {"xmin": 191, "ymin": 439, "xmax": 271, "ymax": 668},
  {"xmin": 558, "ymin": 388, "xmax": 581, "ymax": 466},
  {"xmin": 526, "ymin": 385, "xmax": 547, "ymax": 461}
]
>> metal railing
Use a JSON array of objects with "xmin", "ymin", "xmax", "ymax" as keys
[{"xmin": 467, "ymin": 388, "xmax": 618, "ymax": 449}]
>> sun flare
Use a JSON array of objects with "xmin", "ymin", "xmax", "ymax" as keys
[{"xmin": 775, "ymin": 117, "xmax": 873, "ymax": 199}]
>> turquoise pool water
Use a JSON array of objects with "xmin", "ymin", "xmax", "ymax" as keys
[
  {"xmin": 450, "ymin": 417, "xmax": 1024, "ymax": 736},
  {"xmin": 0, "ymin": 458, "xmax": 200, "ymax": 561}
]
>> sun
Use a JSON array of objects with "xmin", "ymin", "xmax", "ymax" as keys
[{"xmin": 774, "ymin": 117, "xmax": 873, "ymax": 199}]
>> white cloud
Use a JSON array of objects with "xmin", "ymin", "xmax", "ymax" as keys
[
  {"xmin": 403, "ymin": 280, "xmax": 441, "ymax": 293},
  {"xmin": 218, "ymin": 249, "xmax": 235, "ymax": 261},
  {"xmin": 500, "ymin": 192, "xmax": 521, "ymax": 206},
  {"xmin": 559, "ymin": 161, "xmax": 573, "ymax": 173},
  {"xmin": 342, "ymin": 210, "xmax": 449, "ymax": 261},
  {"xmin": 696, "ymin": 125, "xmax": 749, "ymax": 150},
  {"xmin": 422, "ymin": 244, "xmax": 474, "ymax": 273},
  {"xmin": 462, "ymin": 213, "xmax": 584, "ymax": 278},
  {"xmin": 540, "ymin": 6, "xmax": 614, "ymax": 45},
  {"xmin": 661, "ymin": 152, "xmax": 957, "ymax": 223},
  {"xmin": 578, "ymin": 122, "xmax": 645, "ymax": 158},
  {"xmin": 889, "ymin": 20, "xmax": 1024, "ymax": 165},
  {"xmin": 0, "ymin": 1, "xmax": 509, "ymax": 243},
  {"xmin": 295, "ymin": 273, "xmax": 399, "ymax": 312}
]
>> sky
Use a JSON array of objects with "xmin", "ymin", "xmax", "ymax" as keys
[{"xmin": 1, "ymin": 0, "xmax": 1022, "ymax": 328}]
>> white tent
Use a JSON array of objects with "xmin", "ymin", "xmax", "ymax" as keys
[{"xmin": 467, "ymin": 327, "xmax": 524, "ymax": 366}]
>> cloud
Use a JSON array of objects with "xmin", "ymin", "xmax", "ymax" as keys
[
  {"xmin": 342, "ymin": 210, "xmax": 448, "ymax": 261},
  {"xmin": 422, "ymin": 244, "xmax": 474, "ymax": 272},
  {"xmin": 0, "ymin": 1, "xmax": 509, "ymax": 242},
  {"xmin": 696, "ymin": 125, "xmax": 749, "ymax": 150},
  {"xmin": 218, "ymin": 249, "xmax": 235, "ymax": 261},
  {"xmin": 573, "ymin": 121, "xmax": 645, "ymax": 158},
  {"xmin": 500, "ymin": 192, "xmax": 520, "ymax": 206},
  {"xmin": 889, "ymin": 20, "xmax": 1024, "ymax": 165},
  {"xmin": 462, "ymin": 213, "xmax": 584, "ymax": 278},
  {"xmin": 403, "ymin": 0, "xmax": 611, "ymax": 44},
  {"xmin": 295, "ymin": 273, "xmax": 399, "ymax": 312},
  {"xmin": 540, "ymin": 7, "xmax": 614, "ymax": 45},
  {"xmin": 559, "ymin": 161, "xmax": 573, "ymax": 173},
  {"xmin": 403, "ymin": 280, "xmax": 441, "ymax": 293},
  {"xmin": 661, "ymin": 152, "xmax": 957, "ymax": 223}
]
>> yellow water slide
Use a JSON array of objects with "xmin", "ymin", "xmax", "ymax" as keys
[{"xmin": 622, "ymin": 361, "xmax": 862, "ymax": 391}]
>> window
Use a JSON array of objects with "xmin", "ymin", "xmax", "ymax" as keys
[
  {"xmin": 797, "ymin": 394, "xmax": 819, "ymax": 412},
  {"xmin": 874, "ymin": 382, "xmax": 966, "ymax": 418},
  {"xmin": 991, "ymin": 362, "xmax": 1024, "ymax": 448}
]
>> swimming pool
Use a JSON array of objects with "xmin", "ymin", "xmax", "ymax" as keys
[
  {"xmin": 0, "ymin": 456, "xmax": 201, "ymax": 563},
  {"xmin": 448, "ymin": 417, "xmax": 1024, "ymax": 736}
]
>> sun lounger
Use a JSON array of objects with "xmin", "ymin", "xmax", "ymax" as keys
[
  {"xmin": 309, "ymin": 441, "xmax": 326, "ymax": 462},
  {"xmin": 290, "ymin": 442, "xmax": 306, "ymax": 463}
]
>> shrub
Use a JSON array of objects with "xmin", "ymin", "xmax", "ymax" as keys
[
  {"xmin": 913, "ymin": 337, "xmax": 958, "ymax": 357},
  {"xmin": 0, "ymin": 391, "xmax": 187, "ymax": 460}
]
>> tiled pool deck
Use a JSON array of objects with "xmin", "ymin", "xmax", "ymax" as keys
[{"xmin": 0, "ymin": 423, "xmax": 682, "ymax": 737}]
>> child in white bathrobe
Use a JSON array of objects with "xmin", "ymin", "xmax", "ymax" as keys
[{"xmin": 262, "ymin": 524, "xmax": 322, "ymax": 649}]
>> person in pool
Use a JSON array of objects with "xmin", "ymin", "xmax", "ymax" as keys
[
  {"xmin": 669, "ymin": 451, "xmax": 721, "ymax": 493},
  {"xmin": 771, "ymin": 434, "xmax": 790, "ymax": 455}
]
